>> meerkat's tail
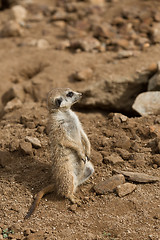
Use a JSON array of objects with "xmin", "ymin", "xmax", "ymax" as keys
[{"xmin": 24, "ymin": 184, "xmax": 55, "ymax": 219}]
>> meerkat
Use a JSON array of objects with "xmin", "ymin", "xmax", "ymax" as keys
[{"xmin": 25, "ymin": 88, "xmax": 94, "ymax": 219}]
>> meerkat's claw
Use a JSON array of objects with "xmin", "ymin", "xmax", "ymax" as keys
[
  {"xmin": 82, "ymin": 158, "xmax": 87, "ymax": 163},
  {"xmin": 86, "ymin": 156, "xmax": 90, "ymax": 161}
]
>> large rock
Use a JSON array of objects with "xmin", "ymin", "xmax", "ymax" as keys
[
  {"xmin": 148, "ymin": 62, "xmax": 160, "ymax": 91},
  {"xmin": 78, "ymin": 72, "xmax": 149, "ymax": 112},
  {"xmin": 132, "ymin": 91, "xmax": 160, "ymax": 116},
  {"xmin": 2, "ymin": 84, "xmax": 25, "ymax": 105}
]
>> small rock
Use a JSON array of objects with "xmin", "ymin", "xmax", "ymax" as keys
[
  {"xmin": 151, "ymin": 23, "xmax": 160, "ymax": 43},
  {"xmin": 154, "ymin": 11, "xmax": 160, "ymax": 22},
  {"xmin": 112, "ymin": 113, "xmax": 128, "ymax": 123},
  {"xmin": 4, "ymin": 98, "xmax": 22, "ymax": 112},
  {"xmin": 66, "ymin": 25, "xmax": 86, "ymax": 39},
  {"xmin": 25, "ymin": 230, "xmax": 45, "ymax": 240},
  {"xmin": 53, "ymin": 21, "xmax": 66, "ymax": 28},
  {"xmin": 28, "ymin": 13, "xmax": 44, "ymax": 22},
  {"xmin": 2, "ymin": 84, "xmax": 25, "ymax": 105},
  {"xmin": 114, "ymin": 134, "xmax": 131, "ymax": 150},
  {"xmin": 91, "ymin": 149, "xmax": 103, "ymax": 165},
  {"xmin": 132, "ymin": 91, "xmax": 160, "ymax": 116},
  {"xmin": 0, "ymin": 20, "xmax": 22, "ymax": 38},
  {"xmin": 116, "ymin": 50, "xmax": 134, "ymax": 59},
  {"xmin": 103, "ymin": 153, "xmax": 124, "ymax": 165},
  {"xmin": 115, "ymin": 148, "xmax": 130, "ymax": 160},
  {"xmin": 148, "ymin": 72, "xmax": 160, "ymax": 91},
  {"xmin": 113, "ymin": 38, "xmax": 129, "ymax": 49},
  {"xmin": 24, "ymin": 228, "xmax": 31, "ymax": 236},
  {"xmin": 88, "ymin": 0, "xmax": 105, "ymax": 6},
  {"xmin": 9, "ymin": 139, "xmax": 19, "ymax": 152},
  {"xmin": 50, "ymin": 10, "xmax": 67, "ymax": 21},
  {"xmin": 20, "ymin": 115, "xmax": 36, "ymax": 129},
  {"xmin": 153, "ymin": 155, "xmax": 160, "ymax": 167},
  {"xmin": 68, "ymin": 204, "xmax": 77, "ymax": 213},
  {"xmin": 135, "ymin": 37, "xmax": 150, "ymax": 48},
  {"xmin": 25, "ymin": 122, "xmax": 36, "ymax": 129},
  {"xmin": 93, "ymin": 174, "xmax": 125, "ymax": 194},
  {"xmin": 113, "ymin": 170, "xmax": 160, "ymax": 183},
  {"xmin": 147, "ymin": 62, "xmax": 158, "ymax": 73},
  {"xmin": 73, "ymin": 68, "xmax": 93, "ymax": 81},
  {"xmin": 37, "ymin": 39, "xmax": 50, "ymax": 49},
  {"xmin": 70, "ymin": 37, "xmax": 101, "ymax": 52},
  {"xmin": 93, "ymin": 23, "xmax": 115, "ymax": 39},
  {"xmin": 19, "ymin": 141, "xmax": 33, "ymax": 155},
  {"xmin": 11, "ymin": 5, "xmax": 27, "ymax": 24},
  {"xmin": 158, "ymin": 141, "xmax": 160, "ymax": 153},
  {"xmin": 55, "ymin": 39, "xmax": 70, "ymax": 50},
  {"xmin": 116, "ymin": 183, "xmax": 136, "ymax": 197},
  {"xmin": 25, "ymin": 136, "xmax": 41, "ymax": 148},
  {"xmin": 130, "ymin": 152, "xmax": 146, "ymax": 167},
  {"xmin": 149, "ymin": 125, "xmax": 160, "ymax": 138}
]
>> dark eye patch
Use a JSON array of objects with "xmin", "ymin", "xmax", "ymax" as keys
[
  {"xmin": 55, "ymin": 97, "xmax": 63, "ymax": 108},
  {"xmin": 66, "ymin": 91, "xmax": 74, "ymax": 97}
]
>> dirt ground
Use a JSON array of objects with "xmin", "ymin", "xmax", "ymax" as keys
[{"xmin": 0, "ymin": 0, "xmax": 160, "ymax": 239}]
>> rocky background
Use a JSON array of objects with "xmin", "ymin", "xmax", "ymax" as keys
[{"xmin": 0, "ymin": 0, "xmax": 160, "ymax": 239}]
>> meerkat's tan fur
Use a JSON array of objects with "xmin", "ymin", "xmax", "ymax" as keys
[{"xmin": 25, "ymin": 88, "xmax": 94, "ymax": 219}]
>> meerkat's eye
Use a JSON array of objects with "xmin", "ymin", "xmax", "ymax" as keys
[{"xmin": 66, "ymin": 91, "xmax": 74, "ymax": 98}]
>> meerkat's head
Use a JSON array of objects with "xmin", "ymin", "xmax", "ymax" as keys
[{"xmin": 47, "ymin": 88, "xmax": 82, "ymax": 112}]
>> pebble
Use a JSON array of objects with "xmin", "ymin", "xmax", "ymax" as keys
[
  {"xmin": 132, "ymin": 91, "xmax": 160, "ymax": 116},
  {"xmin": 19, "ymin": 141, "xmax": 33, "ymax": 155},
  {"xmin": 93, "ymin": 174, "xmax": 125, "ymax": 194},
  {"xmin": 116, "ymin": 183, "xmax": 136, "ymax": 197},
  {"xmin": 25, "ymin": 136, "xmax": 41, "ymax": 148}
]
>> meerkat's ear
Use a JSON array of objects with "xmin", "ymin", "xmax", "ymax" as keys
[{"xmin": 55, "ymin": 97, "xmax": 63, "ymax": 108}]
